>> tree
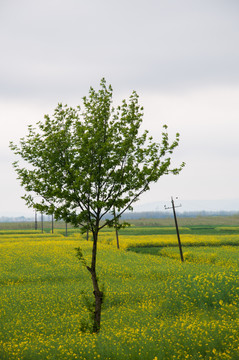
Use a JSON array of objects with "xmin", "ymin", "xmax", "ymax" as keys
[{"xmin": 10, "ymin": 79, "xmax": 184, "ymax": 332}]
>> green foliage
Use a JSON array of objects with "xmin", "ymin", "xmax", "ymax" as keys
[
  {"xmin": 75, "ymin": 247, "xmax": 87, "ymax": 268},
  {"xmin": 79, "ymin": 290, "xmax": 96, "ymax": 333},
  {"xmin": 9, "ymin": 78, "xmax": 184, "ymax": 234}
]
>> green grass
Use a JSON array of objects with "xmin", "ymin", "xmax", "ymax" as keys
[
  {"xmin": 125, "ymin": 214, "xmax": 239, "ymax": 227},
  {"xmin": 0, "ymin": 230, "xmax": 239, "ymax": 359},
  {"xmin": 118, "ymin": 225, "xmax": 239, "ymax": 236}
]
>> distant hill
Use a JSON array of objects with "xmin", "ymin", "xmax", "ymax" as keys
[
  {"xmin": 0, "ymin": 216, "xmax": 33, "ymax": 223},
  {"xmin": 120, "ymin": 210, "xmax": 239, "ymax": 220},
  {"xmin": 133, "ymin": 198, "xmax": 239, "ymax": 213},
  {"xmin": 1, "ymin": 198, "xmax": 239, "ymax": 222}
]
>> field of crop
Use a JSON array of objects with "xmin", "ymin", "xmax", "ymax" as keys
[{"xmin": 0, "ymin": 226, "xmax": 239, "ymax": 359}]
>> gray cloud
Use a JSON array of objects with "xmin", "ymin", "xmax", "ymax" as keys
[
  {"xmin": 1, "ymin": 0, "xmax": 239, "ymax": 215},
  {"xmin": 1, "ymin": 0, "xmax": 239, "ymax": 101}
]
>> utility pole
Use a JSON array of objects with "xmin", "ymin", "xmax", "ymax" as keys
[
  {"xmin": 35, "ymin": 211, "xmax": 38, "ymax": 230},
  {"xmin": 114, "ymin": 207, "xmax": 120, "ymax": 249},
  {"xmin": 165, "ymin": 197, "xmax": 184, "ymax": 262}
]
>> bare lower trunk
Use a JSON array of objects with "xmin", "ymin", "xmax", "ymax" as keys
[
  {"xmin": 87, "ymin": 229, "xmax": 103, "ymax": 333},
  {"xmin": 91, "ymin": 270, "xmax": 103, "ymax": 333}
]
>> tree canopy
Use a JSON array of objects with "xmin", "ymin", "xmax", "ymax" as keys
[{"xmin": 10, "ymin": 79, "xmax": 184, "ymax": 231}]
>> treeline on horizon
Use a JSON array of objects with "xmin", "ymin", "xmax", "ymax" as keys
[{"xmin": 1, "ymin": 210, "xmax": 239, "ymax": 223}]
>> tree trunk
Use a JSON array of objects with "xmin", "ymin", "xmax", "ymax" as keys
[
  {"xmin": 87, "ymin": 229, "xmax": 103, "ymax": 333},
  {"xmin": 115, "ymin": 226, "xmax": 120, "ymax": 249},
  {"xmin": 91, "ymin": 269, "xmax": 103, "ymax": 333}
]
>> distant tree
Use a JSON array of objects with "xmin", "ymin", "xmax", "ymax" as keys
[{"xmin": 10, "ymin": 79, "xmax": 184, "ymax": 332}]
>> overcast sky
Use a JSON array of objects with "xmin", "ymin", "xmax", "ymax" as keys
[{"xmin": 1, "ymin": 0, "xmax": 239, "ymax": 216}]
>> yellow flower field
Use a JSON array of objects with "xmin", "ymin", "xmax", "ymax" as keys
[
  {"xmin": 98, "ymin": 231, "xmax": 239, "ymax": 249},
  {"xmin": 0, "ymin": 231, "xmax": 239, "ymax": 359}
]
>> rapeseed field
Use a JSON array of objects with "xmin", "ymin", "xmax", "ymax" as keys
[{"xmin": 0, "ymin": 230, "xmax": 239, "ymax": 359}]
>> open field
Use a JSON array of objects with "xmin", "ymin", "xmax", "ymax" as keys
[
  {"xmin": 0, "ymin": 226, "xmax": 239, "ymax": 359},
  {"xmin": 1, "ymin": 213, "xmax": 239, "ymax": 230}
]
